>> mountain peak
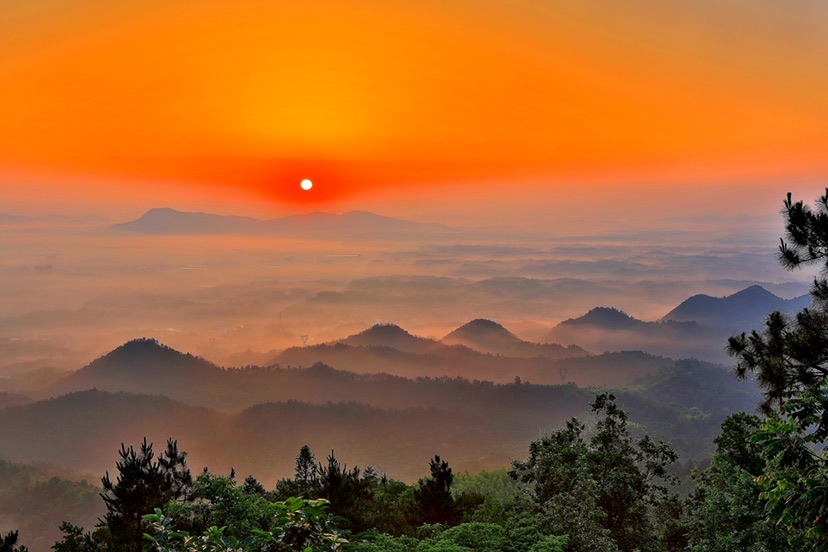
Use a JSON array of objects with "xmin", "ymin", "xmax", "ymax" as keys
[
  {"xmin": 561, "ymin": 307, "xmax": 642, "ymax": 329},
  {"xmin": 729, "ymin": 285, "xmax": 777, "ymax": 300},
  {"xmin": 80, "ymin": 338, "xmax": 219, "ymax": 378},
  {"xmin": 445, "ymin": 319, "xmax": 517, "ymax": 341},
  {"xmin": 339, "ymin": 324, "xmax": 438, "ymax": 354},
  {"xmin": 358, "ymin": 323, "xmax": 412, "ymax": 338},
  {"xmin": 661, "ymin": 285, "xmax": 809, "ymax": 329},
  {"xmin": 444, "ymin": 319, "xmax": 587, "ymax": 359},
  {"xmin": 106, "ymin": 337, "xmax": 183, "ymax": 356}
]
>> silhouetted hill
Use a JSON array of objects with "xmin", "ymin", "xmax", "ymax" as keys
[
  {"xmin": 338, "ymin": 324, "xmax": 444, "ymax": 354},
  {"xmin": 112, "ymin": 208, "xmax": 260, "ymax": 233},
  {"xmin": 661, "ymin": 285, "xmax": 810, "ymax": 329},
  {"xmin": 560, "ymin": 307, "xmax": 645, "ymax": 330},
  {"xmin": 0, "ymin": 390, "xmax": 225, "ymax": 474},
  {"xmin": 273, "ymin": 340, "xmax": 663, "ymax": 387},
  {"xmin": 46, "ymin": 338, "xmax": 222, "ymax": 398},
  {"xmin": 31, "ymin": 336, "xmax": 665, "ymax": 411},
  {"xmin": 37, "ymin": 333, "xmax": 674, "ymax": 412},
  {"xmin": 0, "ymin": 392, "xmax": 32, "ymax": 409},
  {"xmin": 442, "ymin": 319, "xmax": 588, "ymax": 359},
  {"xmin": 113, "ymin": 208, "xmax": 446, "ymax": 237},
  {"xmin": 0, "ymin": 356, "xmax": 760, "ymax": 485},
  {"xmin": 547, "ymin": 308, "xmax": 727, "ymax": 362}
]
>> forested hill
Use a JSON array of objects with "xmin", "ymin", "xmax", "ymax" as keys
[
  {"xmin": 42, "ymin": 338, "xmax": 683, "ymax": 411},
  {"xmin": 442, "ymin": 318, "xmax": 588, "ymax": 358},
  {"xmin": 661, "ymin": 285, "xmax": 810, "ymax": 329},
  {"xmin": 0, "ymin": 356, "xmax": 759, "ymax": 485}
]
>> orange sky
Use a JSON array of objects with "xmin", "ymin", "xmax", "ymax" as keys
[{"xmin": 1, "ymin": 0, "xmax": 827, "ymax": 218}]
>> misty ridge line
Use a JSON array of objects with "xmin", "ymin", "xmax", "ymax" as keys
[
  {"xmin": 0, "ymin": 282, "xmax": 809, "ymax": 386},
  {"xmin": 18, "ymin": 279, "xmax": 803, "ymax": 377},
  {"xmin": 1, "ymin": 334, "xmax": 758, "ymax": 477},
  {"xmin": 33, "ymin": 281, "xmax": 810, "ymax": 402},
  {"xmin": 111, "ymin": 207, "xmax": 454, "ymax": 235}
]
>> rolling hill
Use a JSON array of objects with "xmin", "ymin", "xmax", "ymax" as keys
[
  {"xmin": 45, "ymin": 338, "xmax": 223, "ymax": 401},
  {"xmin": 0, "ymin": 356, "xmax": 758, "ymax": 486},
  {"xmin": 337, "ymin": 323, "xmax": 445, "ymax": 355},
  {"xmin": 661, "ymin": 285, "xmax": 810, "ymax": 330},
  {"xmin": 546, "ymin": 307, "xmax": 727, "ymax": 362},
  {"xmin": 444, "ymin": 318, "xmax": 588, "ymax": 359}
]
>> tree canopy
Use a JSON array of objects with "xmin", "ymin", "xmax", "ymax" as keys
[{"xmin": 728, "ymin": 190, "xmax": 828, "ymax": 549}]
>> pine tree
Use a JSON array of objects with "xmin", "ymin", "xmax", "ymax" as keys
[
  {"xmin": 727, "ymin": 190, "xmax": 828, "ymax": 548},
  {"xmin": 294, "ymin": 444, "xmax": 317, "ymax": 487},
  {"xmin": 414, "ymin": 455, "xmax": 456, "ymax": 525},
  {"xmin": 99, "ymin": 438, "xmax": 191, "ymax": 551},
  {"xmin": 0, "ymin": 531, "xmax": 28, "ymax": 552}
]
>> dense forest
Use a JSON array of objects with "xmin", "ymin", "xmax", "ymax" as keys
[{"xmin": 0, "ymin": 395, "xmax": 795, "ymax": 551}]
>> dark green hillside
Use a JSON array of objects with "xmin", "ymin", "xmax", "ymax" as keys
[
  {"xmin": 0, "ymin": 459, "xmax": 103, "ymax": 552},
  {"xmin": 0, "ymin": 390, "xmax": 227, "ymax": 474},
  {"xmin": 0, "ymin": 354, "xmax": 760, "ymax": 484},
  {"xmin": 273, "ymin": 341, "xmax": 663, "ymax": 386},
  {"xmin": 0, "ymin": 392, "xmax": 31, "ymax": 409}
]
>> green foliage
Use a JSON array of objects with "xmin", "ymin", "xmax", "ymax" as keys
[
  {"xmin": 452, "ymin": 470, "xmax": 521, "ymax": 503},
  {"xmin": 510, "ymin": 393, "xmax": 677, "ymax": 552},
  {"xmin": 713, "ymin": 412, "xmax": 764, "ymax": 476},
  {"xmin": 436, "ymin": 522, "xmax": 506, "ymax": 551},
  {"xmin": 355, "ymin": 519, "xmax": 567, "ymax": 552},
  {"xmin": 751, "ymin": 390, "xmax": 828, "ymax": 547},
  {"xmin": 681, "ymin": 415, "xmax": 787, "ymax": 551},
  {"xmin": 163, "ymin": 472, "xmax": 276, "ymax": 539},
  {"xmin": 352, "ymin": 478, "xmax": 415, "ymax": 536},
  {"xmin": 684, "ymin": 456, "xmax": 791, "ymax": 551},
  {"xmin": 539, "ymin": 477, "xmax": 619, "ymax": 552},
  {"xmin": 50, "ymin": 523, "xmax": 100, "ymax": 552},
  {"xmin": 352, "ymin": 532, "xmax": 417, "ymax": 552},
  {"xmin": 143, "ymin": 497, "xmax": 350, "ymax": 552}
]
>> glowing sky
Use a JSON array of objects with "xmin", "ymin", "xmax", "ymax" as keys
[{"xmin": 1, "ymin": 1, "xmax": 827, "ymax": 219}]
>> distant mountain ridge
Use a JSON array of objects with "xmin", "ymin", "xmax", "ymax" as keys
[
  {"xmin": 547, "ymin": 307, "xmax": 726, "ymax": 362},
  {"xmin": 661, "ymin": 284, "xmax": 810, "ymax": 329},
  {"xmin": 2, "ymin": 356, "xmax": 759, "ymax": 483},
  {"xmin": 558, "ymin": 307, "xmax": 645, "ymax": 330},
  {"xmin": 113, "ymin": 208, "xmax": 447, "ymax": 236},
  {"xmin": 443, "ymin": 318, "xmax": 589, "ymax": 358},
  {"xmin": 338, "ymin": 324, "xmax": 445, "ymax": 355},
  {"xmin": 545, "ymin": 285, "xmax": 812, "ymax": 362}
]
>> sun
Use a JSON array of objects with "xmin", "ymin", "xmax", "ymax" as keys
[{"xmin": 300, "ymin": 179, "xmax": 313, "ymax": 191}]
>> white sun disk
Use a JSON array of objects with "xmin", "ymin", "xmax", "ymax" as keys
[{"xmin": 300, "ymin": 179, "xmax": 313, "ymax": 191}]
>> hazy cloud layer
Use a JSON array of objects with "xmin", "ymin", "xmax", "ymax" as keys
[{"xmin": 0, "ymin": 215, "xmax": 813, "ymax": 371}]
